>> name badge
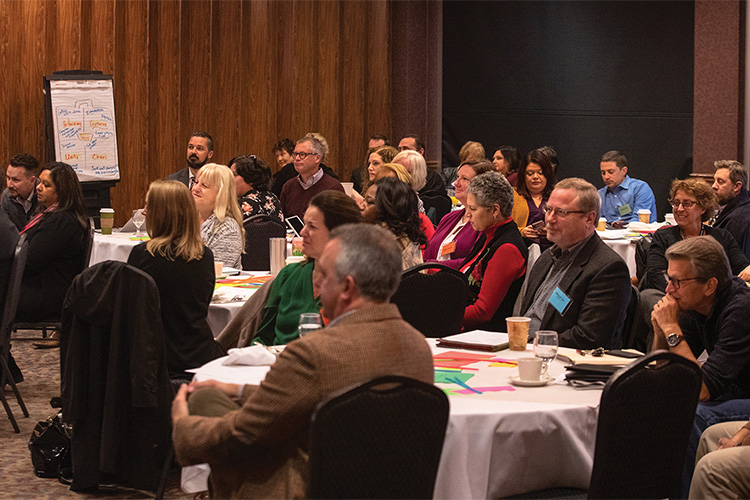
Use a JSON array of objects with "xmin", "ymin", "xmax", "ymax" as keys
[
  {"xmin": 548, "ymin": 287, "xmax": 572, "ymax": 315},
  {"xmin": 618, "ymin": 204, "xmax": 632, "ymax": 216},
  {"xmin": 440, "ymin": 241, "xmax": 457, "ymax": 257}
]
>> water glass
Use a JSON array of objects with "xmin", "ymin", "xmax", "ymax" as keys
[
  {"xmin": 298, "ymin": 313, "xmax": 323, "ymax": 338},
  {"xmin": 533, "ymin": 330, "xmax": 559, "ymax": 376}
]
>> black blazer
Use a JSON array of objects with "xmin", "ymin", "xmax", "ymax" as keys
[
  {"xmin": 519, "ymin": 233, "xmax": 631, "ymax": 349},
  {"xmin": 167, "ymin": 167, "xmax": 190, "ymax": 187}
]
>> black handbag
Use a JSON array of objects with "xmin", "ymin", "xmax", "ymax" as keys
[{"xmin": 28, "ymin": 411, "xmax": 72, "ymax": 478}]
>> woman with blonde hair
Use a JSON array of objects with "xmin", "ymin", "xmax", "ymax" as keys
[
  {"xmin": 128, "ymin": 180, "xmax": 223, "ymax": 379},
  {"xmin": 192, "ymin": 163, "xmax": 245, "ymax": 268}
]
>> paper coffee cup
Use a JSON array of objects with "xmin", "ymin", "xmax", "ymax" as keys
[
  {"xmin": 214, "ymin": 261, "xmax": 224, "ymax": 278},
  {"xmin": 638, "ymin": 209, "xmax": 651, "ymax": 223},
  {"xmin": 597, "ymin": 218, "xmax": 607, "ymax": 231},
  {"xmin": 100, "ymin": 208, "xmax": 115, "ymax": 235},
  {"xmin": 506, "ymin": 317, "xmax": 531, "ymax": 351},
  {"xmin": 518, "ymin": 357, "xmax": 543, "ymax": 381}
]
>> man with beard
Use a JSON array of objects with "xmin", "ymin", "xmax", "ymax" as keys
[
  {"xmin": 168, "ymin": 131, "xmax": 214, "ymax": 188},
  {"xmin": 711, "ymin": 160, "xmax": 750, "ymax": 259},
  {"xmin": 2, "ymin": 153, "xmax": 39, "ymax": 230}
]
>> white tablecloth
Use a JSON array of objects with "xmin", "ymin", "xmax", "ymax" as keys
[
  {"xmin": 599, "ymin": 229, "xmax": 638, "ymax": 277},
  {"xmin": 185, "ymin": 342, "xmax": 603, "ymax": 499},
  {"xmin": 89, "ymin": 231, "xmax": 256, "ymax": 336}
]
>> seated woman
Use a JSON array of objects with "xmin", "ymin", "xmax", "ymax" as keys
[
  {"xmin": 423, "ymin": 159, "xmax": 494, "ymax": 269},
  {"xmin": 512, "ymin": 149, "xmax": 557, "ymax": 249},
  {"xmin": 367, "ymin": 162, "xmax": 435, "ymax": 242},
  {"xmin": 461, "ymin": 171, "xmax": 528, "ymax": 331},
  {"xmin": 492, "ymin": 145, "xmax": 520, "ymax": 186},
  {"xmin": 16, "ymin": 162, "xmax": 88, "ymax": 322},
  {"xmin": 252, "ymin": 191, "xmax": 362, "ymax": 346},
  {"xmin": 365, "ymin": 177, "xmax": 426, "ymax": 270},
  {"xmin": 365, "ymin": 145, "xmax": 399, "ymax": 187},
  {"xmin": 644, "ymin": 178, "xmax": 750, "ymax": 293},
  {"xmin": 127, "ymin": 180, "xmax": 223, "ymax": 379},
  {"xmin": 192, "ymin": 163, "xmax": 245, "ymax": 269},
  {"xmin": 443, "ymin": 140, "xmax": 485, "ymax": 194},
  {"xmin": 229, "ymin": 154, "xmax": 283, "ymax": 221}
]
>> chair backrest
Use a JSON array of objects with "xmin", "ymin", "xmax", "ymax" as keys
[
  {"xmin": 635, "ymin": 234, "xmax": 652, "ymax": 287},
  {"xmin": 588, "ymin": 350, "xmax": 702, "ymax": 499},
  {"xmin": 308, "ymin": 375, "xmax": 449, "ymax": 499},
  {"xmin": 420, "ymin": 194, "xmax": 452, "ymax": 227},
  {"xmin": 1, "ymin": 234, "xmax": 28, "ymax": 354},
  {"xmin": 241, "ymin": 215, "xmax": 286, "ymax": 271},
  {"xmin": 621, "ymin": 284, "xmax": 642, "ymax": 350},
  {"xmin": 390, "ymin": 262, "xmax": 470, "ymax": 337},
  {"xmin": 512, "ymin": 242, "xmax": 541, "ymax": 316}
]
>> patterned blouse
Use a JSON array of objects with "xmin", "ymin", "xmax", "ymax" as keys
[
  {"xmin": 238, "ymin": 189, "xmax": 283, "ymax": 221},
  {"xmin": 201, "ymin": 214, "xmax": 243, "ymax": 269}
]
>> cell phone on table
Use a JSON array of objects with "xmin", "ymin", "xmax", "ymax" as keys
[
  {"xmin": 606, "ymin": 349, "xmax": 642, "ymax": 359},
  {"xmin": 285, "ymin": 215, "xmax": 305, "ymax": 237},
  {"xmin": 530, "ymin": 220, "xmax": 545, "ymax": 229}
]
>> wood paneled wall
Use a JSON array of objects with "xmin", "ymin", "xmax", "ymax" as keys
[{"xmin": 0, "ymin": 0, "xmax": 392, "ymax": 225}]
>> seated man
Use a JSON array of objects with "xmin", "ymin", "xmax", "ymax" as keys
[
  {"xmin": 279, "ymin": 133, "xmax": 344, "ymax": 218},
  {"xmin": 651, "ymin": 236, "xmax": 750, "ymax": 494},
  {"xmin": 711, "ymin": 160, "xmax": 750, "ymax": 259},
  {"xmin": 171, "ymin": 224, "xmax": 434, "ymax": 499},
  {"xmin": 168, "ymin": 132, "xmax": 214, "ymax": 188},
  {"xmin": 519, "ymin": 178, "xmax": 631, "ymax": 349},
  {"xmin": 598, "ymin": 150, "xmax": 657, "ymax": 227}
]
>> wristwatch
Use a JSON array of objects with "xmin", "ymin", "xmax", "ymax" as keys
[{"xmin": 666, "ymin": 333, "xmax": 684, "ymax": 348}]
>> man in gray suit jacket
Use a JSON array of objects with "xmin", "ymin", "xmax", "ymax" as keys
[
  {"xmin": 519, "ymin": 178, "xmax": 631, "ymax": 349},
  {"xmin": 167, "ymin": 131, "xmax": 214, "ymax": 188}
]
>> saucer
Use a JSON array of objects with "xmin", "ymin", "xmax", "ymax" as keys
[{"xmin": 509, "ymin": 374, "xmax": 553, "ymax": 387}]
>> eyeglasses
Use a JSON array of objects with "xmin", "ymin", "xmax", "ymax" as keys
[
  {"xmin": 670, "ymin": 200, "xmax": 697, "ymax": 210},
  {"xmin": 293, "ymin": 151, "xmax": 320, "ymax": 160},
  {"xmin": 662, "ymin": 272, "xmax": 707, "ymax": 289},
  {"xmin": 543, "ymin": 206, "xmax": 586, "ymax": 218}
]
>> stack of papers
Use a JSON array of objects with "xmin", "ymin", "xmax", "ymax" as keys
[{"xmin": 436, "ymin": 330, "xmax": 510, "ymax": 352}]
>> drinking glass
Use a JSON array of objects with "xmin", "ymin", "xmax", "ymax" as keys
[
  {"xmin": 533, "ymin": 330, "xmax": 558, "ymax": 376},
  {"xmin": 132, "ymin": 209, "xmax": 146, "ymax": 236},
  {"xmin": 298, "ymin": 313, "xmax": 323, "ymax": 338}
]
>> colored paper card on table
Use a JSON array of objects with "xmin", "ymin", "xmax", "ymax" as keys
[
  {"xmin": 489, "ymin": 360, "xmax": 518, "ymax": 368},
  {"xmin": 434, "ymin": 350, "xmax": 495, "ymax": 361},
  {"xmin": 450, "ymin": 385, "xmax": 515, "ymax": 395},
  {"xmin": 435, "ymin": 371, "xmax": 474, "ymax": 384},
  {"xmin": 129, "ymin": 236, "xmax": 149, "ymax": 241}
]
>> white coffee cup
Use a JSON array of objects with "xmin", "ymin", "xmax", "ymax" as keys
[{"xmin": 518, "ymin": 357, "xmax": 543, "ymax": 381}]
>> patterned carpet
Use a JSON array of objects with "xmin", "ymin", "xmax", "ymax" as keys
[{"xmin": 1, "ymin": 331, "xmax": 189, "ymax": 499}]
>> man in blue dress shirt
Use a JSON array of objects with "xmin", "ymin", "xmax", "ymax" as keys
[{"xmin": 598, "ymin": 150, "xmax": 657, "ymax": 227}]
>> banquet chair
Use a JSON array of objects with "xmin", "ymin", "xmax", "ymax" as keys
[
  {"xmin": 308, "ymin": 375, "xmax": 449, "ymax": 499},
  {"xmin": 587, "ymin": 350, "xmax": 701, "ymax": 499},
  {"xmin": 421, "ymin": 193, "xmax": 452, "ymax": 227},
  {"xmin": 0, "ymin": 234, "xmax": 29, "ymax": 433},
  {"xmin": 390, "ymin": 263, "xmax": 470, "ymax": 338},
  {"xmin": 242, "ymin": 215, "xmax": 286, "ymax": 271}
]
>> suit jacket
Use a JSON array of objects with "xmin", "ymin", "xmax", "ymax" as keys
[
  {"xmin": 167, "ymin": 167, "xmax": 191, "ymax": 187},
  {"xmin": 713, "ymin": 190, "xmax": 750, "ymax": 260},
  {"xmin": 519, "ymin": 233, "xmax": 631, "ymax": 349},
  {"xmin": 173, "ymin": 302, "xmax": 435, "ymax": 499}
]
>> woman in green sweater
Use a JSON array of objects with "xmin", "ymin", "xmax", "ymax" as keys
[{"xmin": 252, "ymin": 190, "xmax": 361, "ymax": 345}]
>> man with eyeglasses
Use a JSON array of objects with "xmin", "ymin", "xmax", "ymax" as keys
[
  {"xmin": 711, "ymin": 160, "xmax": 750, "ymax": 259},
  {"xmin": 598, "ymin": 150, "xmax": 657, "ymax": 228},
  {"xmin": 519, "ymin": 178, "xmax": 631, "ymax": 349},
  {"xmin": 650, "ymin": 236, "xmax": 750, "ymax": 496},
  {"xmin": 279, "ymin": 133, "xmax": 344, "ymax": 219}
]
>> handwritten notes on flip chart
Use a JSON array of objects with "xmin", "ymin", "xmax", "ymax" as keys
[{"xmin": 49, "ymin": 79, "xmax": 120, "ymax": 182}]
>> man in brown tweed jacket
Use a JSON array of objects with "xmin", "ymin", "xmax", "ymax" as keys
[{"xmin": 171, "ymin": 224, "xmax": 435, "ymax": 499}]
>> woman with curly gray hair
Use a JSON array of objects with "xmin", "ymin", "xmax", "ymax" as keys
[{"xmin": 460, "ymin": 171, "xmax": 528, "ymax": 331}]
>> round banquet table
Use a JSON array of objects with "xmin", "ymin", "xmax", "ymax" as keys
[{"xmin": 183, "ymin": 340, "xmax": 605, "ymax": 499}]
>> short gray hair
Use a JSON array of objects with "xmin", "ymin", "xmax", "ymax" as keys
[
  {"xmin": 299, "ymin": 133, "xmax": 329, "ymax": 162},
  {"xmin": 393, "ymin": 150, "xmax": 427, "ymax": 191},
  {"xmin": 665, "ymin": 236, "xmax": 732, "ymax": 289},
  {"xmin": 466, "ymin": 171, "xmax": 514, "ymax": 219},
  {"xmin": 554, "ymin": 177, "xmax": 600, "ymax": 220},
  {"xmin": 329, "ymin": 224, "xmax": 402, "ymax": 302}
]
